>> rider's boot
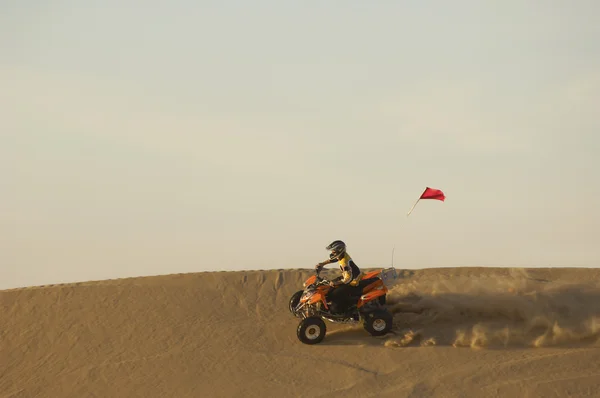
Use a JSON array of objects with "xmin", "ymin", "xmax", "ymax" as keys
[{"xmin": 328, "ymin": 301, "xmax": 340, "ymax": 314}]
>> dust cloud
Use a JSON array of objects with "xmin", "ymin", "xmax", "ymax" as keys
[{"xmin": 385, "ymin": 268, "xmax": 600, "ymax": 348}]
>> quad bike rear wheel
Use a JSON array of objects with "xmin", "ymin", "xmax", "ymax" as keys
[
  {"xmin": 289, "ymin": 290, "xmax": 303, "ymax": 316},
  {"xmin": 363, "ymin": 309, "xmax": 393, "ymax": 336},
  {"xmin": 297, "ymin": 316, "xmax": 326, "ymax": 345}
]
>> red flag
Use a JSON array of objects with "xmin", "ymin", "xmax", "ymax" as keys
[
  {"xmin": 407, "ymin": 187, "xmax": 446, "ymax": 216},
  {"xmin": 420, "ymin": 187, "xmax": 445, "ymax": 201}
]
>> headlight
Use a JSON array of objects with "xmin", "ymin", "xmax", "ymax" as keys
[{"xmin": 301, "ymin": 290, "xmax": 314, "ymax": 301}]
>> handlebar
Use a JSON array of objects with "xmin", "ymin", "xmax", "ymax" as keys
[{"xmin": 314, "ymin": 267, "xmax": 331, "ymax": 285}]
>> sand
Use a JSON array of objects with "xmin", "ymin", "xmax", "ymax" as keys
[{"xmin": 3, "ymin": 267, "xmax": 600, "ymax": 397}]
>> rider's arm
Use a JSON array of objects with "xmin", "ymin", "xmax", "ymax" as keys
[
  {"xmin": 317, "ymin": 257, "xmax": 337, "ymax": 267},
  {"xmin": 331, "ymin": 266, "xmax": 352, "ymax": 286},
  {"xmin": 331, "ymin": 256, "xmax": 352, "ymax": 286}
]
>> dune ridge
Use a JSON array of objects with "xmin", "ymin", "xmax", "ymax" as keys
[{"xmin": 3, "ymin": 267, "xmax": 600, "ymax": 397}]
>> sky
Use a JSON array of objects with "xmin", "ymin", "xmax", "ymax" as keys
[{"xmin": 2, "ymin": 1, "xmax": 600, "ymax": 289}]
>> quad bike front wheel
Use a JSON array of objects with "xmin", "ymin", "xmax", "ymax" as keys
[
  {"xmin": 363, "ymin": 309, "xmax": 393, "ymax": 336},
  {"xmin": 297, "ymin": 316, "xmax": 326, "ymax": 345},
  {"xmin": 289, "ymin": 290, "xmax": 303, "ymax": 316}
]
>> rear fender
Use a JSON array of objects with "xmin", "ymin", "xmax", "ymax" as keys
[
  {"xmin": 357, "ymin": 287, "xmax": 387, "ymax": 308},
  {"xmin": 362, "ymin": 270, "xmax": 382, "ymax": 280},
  {"xmin": 362, "ymin": 279, "xmax": 384, "ymax": 294}
]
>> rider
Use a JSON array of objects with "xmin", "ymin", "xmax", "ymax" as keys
[{"xmin": 315, "ymin": 240, "xmax": 363, "ymax": 314}]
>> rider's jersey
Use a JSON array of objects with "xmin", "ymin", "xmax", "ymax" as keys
[{"xmin": 335, "ymin": 253, "xmax": 361, "ymax": 285}]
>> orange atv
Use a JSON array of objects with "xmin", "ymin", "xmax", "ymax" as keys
[{"xmin": 289, "ymin": 267, "xmax": 398, "ymax": 344}]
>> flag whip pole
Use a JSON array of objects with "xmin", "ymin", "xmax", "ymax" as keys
[
  {"xmin": 407, "ymin": 187, "xmax": 428, "ymax": 216},
  {"xmin": 406, "ymin": 197, "xmax": 421, "ymax": 217}
]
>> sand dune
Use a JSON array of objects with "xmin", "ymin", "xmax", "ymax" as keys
[{"xmin": 3, "ymin": 267, "xmax": 600, "ymax": 397}]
